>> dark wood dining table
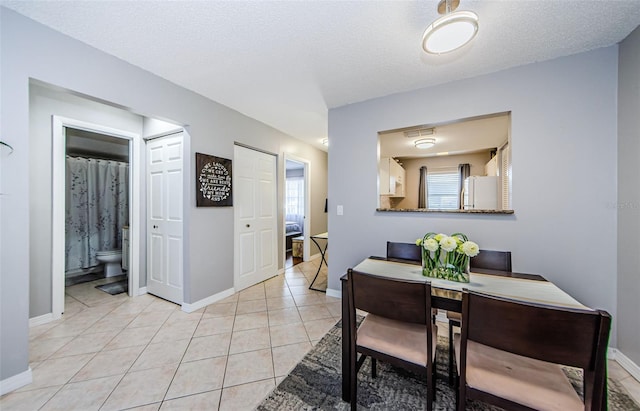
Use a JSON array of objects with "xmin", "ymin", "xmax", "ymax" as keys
[{"xmin": 340, "ymin": 257, "xmax": 590, "ymax": 401}]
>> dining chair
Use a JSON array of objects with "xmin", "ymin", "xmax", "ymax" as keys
[
  {"xmin": 347, "ymin": 268, "xmax": 437, "ymax": 411},
  {"xmin": 470, "ymin": 249, "xmax": 512, "ymax": 272},
  {"xmin": 386, "ymin": 241, "xmax": 422, "ymax": 263},
  {"xmin": 454, "ymin": 290, "xmax": 611, "ymax": 411},
  {"xmin": 447, "ymin": 249, "xmax": 512, "ymax": 385}
]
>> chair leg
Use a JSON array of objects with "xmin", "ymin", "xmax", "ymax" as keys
[
  {"xmin": 448, "ymin": 320, "xmax": 455, "ymax": 386},
  {"xmin": 371, "ymin": 358, "xmax": 377, "ymax": 378}
]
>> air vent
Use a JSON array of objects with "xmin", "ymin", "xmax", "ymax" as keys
[{"xmin": 404, "ymin": 128, "xmax": 435, "ymax": 138}]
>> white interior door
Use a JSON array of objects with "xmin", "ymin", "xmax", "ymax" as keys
[
  {"xmin": 234, "ymin": 145, "xmax": 278, "ymax": 291},
  {"xmin": 147, "ymin": 133, "xmax": 184, "ymax": 304}
]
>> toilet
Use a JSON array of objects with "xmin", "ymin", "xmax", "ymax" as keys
[{"xmin": 96, "ymin": 250, "xmax": 123, "ymax": 277}]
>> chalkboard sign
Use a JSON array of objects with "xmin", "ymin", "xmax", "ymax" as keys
[{"xmin": 196, "ymin": 153, "xmax": 232, "ymax": 207}]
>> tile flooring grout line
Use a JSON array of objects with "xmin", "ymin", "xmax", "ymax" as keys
[
  {"xmin": 158, "ymin": 306, "xmax": 204, "ymax": 407},
  {"xmin": 96, "ymin": 299, "xmax": 178, "ymax": 411},
  {"xmin": 216, "ymin": 289, "xmax": 240, "ymax": 411}
]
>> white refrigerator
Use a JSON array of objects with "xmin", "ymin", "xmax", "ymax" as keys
[{"xmin": 463, "ymin": 176, "xmax": 499, "ymax": 210}]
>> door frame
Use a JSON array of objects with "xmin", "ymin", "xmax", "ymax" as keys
[
  {"xmin": 283, "ymin": 153, "xmax": 311, "ymax": 262},
  {"xmin": 52, "ymin": 116, "xmax": 141, "ymax": 319}
]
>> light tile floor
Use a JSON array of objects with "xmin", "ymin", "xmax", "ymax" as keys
[{"xmin": 2, "ymin": 258, "xmax": 639, "ymax": 410}]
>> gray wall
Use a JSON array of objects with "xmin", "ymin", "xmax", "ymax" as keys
[
  {"xmin": 29, "ymin": 83, "xmax": 145, "ymax": 317},
  {"xmin": 0, "ymin": 8, "xmax": 327, "ymax": 383},
  {"xmin": 617, "ymin": 26, "xmax": 640, "ymax": 366},
  {"xmin": 328, "ymin": 47, "xmax": 619, "ymax": 347}
]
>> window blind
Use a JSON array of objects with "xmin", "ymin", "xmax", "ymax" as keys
[
  {"xmin": 500, "ymin": 144, "xmax": 511, "ymax": 209},
  {"xmin": 427, "ymin": 167, "xmax": 459, "ymax": 210}
]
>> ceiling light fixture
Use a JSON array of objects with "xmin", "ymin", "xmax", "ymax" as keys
[
  {"xmin": 422, "ymin": 0, "xmax": 479, "ymax": 55},
  {"xmin": 415, "ymin": 138, "xmax": 436, "ymax": 149}
]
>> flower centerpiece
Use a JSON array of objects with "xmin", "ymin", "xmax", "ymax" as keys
[{"xmin": 416, "ymin": 232, "xmax": 479, "ymax": 283}]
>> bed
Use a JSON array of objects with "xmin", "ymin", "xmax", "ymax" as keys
[{"xmin": 285, "ymin": 221, "xmax": 302, "ymax": 252}]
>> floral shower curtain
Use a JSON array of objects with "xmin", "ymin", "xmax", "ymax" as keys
[{"xmin": 65, "ymin": 156, "xmax": 129, "ymax": 272}]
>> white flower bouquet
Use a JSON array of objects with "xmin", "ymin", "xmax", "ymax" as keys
[{"xmin": 416, "ymin": 232, "xmax": 479, "ymax": 283}]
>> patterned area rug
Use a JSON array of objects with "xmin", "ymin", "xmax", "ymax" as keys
[{"xmin": 258, "ymin": 319, "xmax": 640, "ymax": 410}]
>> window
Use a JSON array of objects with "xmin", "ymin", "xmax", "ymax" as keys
[
  {"xmin": 427, "ymin": 168, "xmax": 460, "ymax": 210},
  {"xmin": 285, "ymin": 177, "xmax": 304, "ymax": 216}
]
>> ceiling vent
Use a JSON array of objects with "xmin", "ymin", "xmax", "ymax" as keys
[{"xmin": 404, "ymin": 128, "xmax": 435, "ymax": 138}]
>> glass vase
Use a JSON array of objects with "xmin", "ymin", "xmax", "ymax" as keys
[{"xmin": 422, "ymin": 251, "xmax": 470, "ymax": 283}]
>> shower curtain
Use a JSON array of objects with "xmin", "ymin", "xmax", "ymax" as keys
[{"xmin": 65, "ymin": 156, "xmax": 129, "ymax": 272}]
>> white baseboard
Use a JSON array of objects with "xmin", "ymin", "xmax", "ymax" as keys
[
  {"xmin": 615, "ymin": 348, "xmax": 640, "ymax": 382},
  {"xmin": 326, "ymin": 288, "xmax": 341, "ymax": 299},
  {"xmin": 29, "ymin": 313, "xmax": 54, "ymax": 327},
  {"xmin": 0, "ymin": 367, "xmax": 32, "ymax": 395},
  {"xmin": 138, "ymin": 287, "xmax": 147, "ymax": 295},
  {"xmin": 181, "ymin": 287, "xmax": 235, "ymax": 313}
]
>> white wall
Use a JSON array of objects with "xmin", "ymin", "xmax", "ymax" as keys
[
  {"xmin": 328, "ymin": 47, "xmax": 619, "ymax": 345},
  {"xmin": 0, "ymin": 8, "xmax": 327, "ymax": 385},
  {"xmin": 617, "ymin": 26, "xmax": 640, "ymax": 367}
]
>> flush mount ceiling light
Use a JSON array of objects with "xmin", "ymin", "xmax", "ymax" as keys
[
  {"xmin": 415, "ymin": 138, "xmax": 436, "ymax": 149},
  {"xmin": 422, "ymin": 0, "xmax": 479, "ymax": 55}
]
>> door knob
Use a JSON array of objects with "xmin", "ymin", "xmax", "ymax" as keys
[
  {"xmin": 153, "ymin": 225, "xmax": 158, "ymax": 229},
  {"xmin": 246, "ymin": 224, "xmax": 250, "ymax": 228}
]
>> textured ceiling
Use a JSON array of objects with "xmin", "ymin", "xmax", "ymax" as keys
[{"xmin": 3, "ymin": 1, "xmax": 640, "ymax": 150}]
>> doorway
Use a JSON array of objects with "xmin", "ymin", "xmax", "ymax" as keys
[
  {"xmin": 52, "ymin": 116, "xmax": 141, "ymax": 320},
  {"xmin": 284, "ymin": 155, "xmax": 311, "ymax": 268}
]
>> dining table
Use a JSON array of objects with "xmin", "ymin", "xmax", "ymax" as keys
[{"xmin": 340, "ymin": 257, "xmax": 589, "ymax": 401}]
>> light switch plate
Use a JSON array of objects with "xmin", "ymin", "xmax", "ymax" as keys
[{"xmin": 337, "ymin": 205, "xmax": 344, "ymax": 215}]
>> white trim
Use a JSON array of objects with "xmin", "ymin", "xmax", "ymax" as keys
[
  {"xmin": 615, "ymin": 348, "xmax": 640, "ymax": 382},
  {"xmin": 277, "ymin": 267, "xmax": 285, "ymax": 275},
  {"xmin": 29, "ymin": 313, "xmax": 54, "ymax": 327},
  {"xmin": 138, "ymin": 287, "xmax": 148, "ymax": 295},
  {"xmin": 326, "ymin": 288, "xmax": 341, "ymax": 299},
  {"xmin": 0, "ymin": 368, "xmax": 32, "ymax": 396},
  {"xmin": 52, "ymin": 116, "xmax": 141, "ymax": 319},
  {"xmin": 181, "ymin": 288, "xmax": 236, "ymax": 313}
]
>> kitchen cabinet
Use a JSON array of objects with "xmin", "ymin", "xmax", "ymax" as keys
[
  {"xmin": 380, "ymin": 157, "xmax": 405, "ymax": 197},
  {"xmin": 485, "ymin": 156, "xmax": 498, "ymax": 176}
]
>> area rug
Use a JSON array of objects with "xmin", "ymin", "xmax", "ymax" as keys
[
  {"xmin": 257, "ymin": 319, "xmax": 640, "ymax": 410},
  {"xmin": 95, "ymin": 279, "xmax": 128, "ymax": 295}
]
